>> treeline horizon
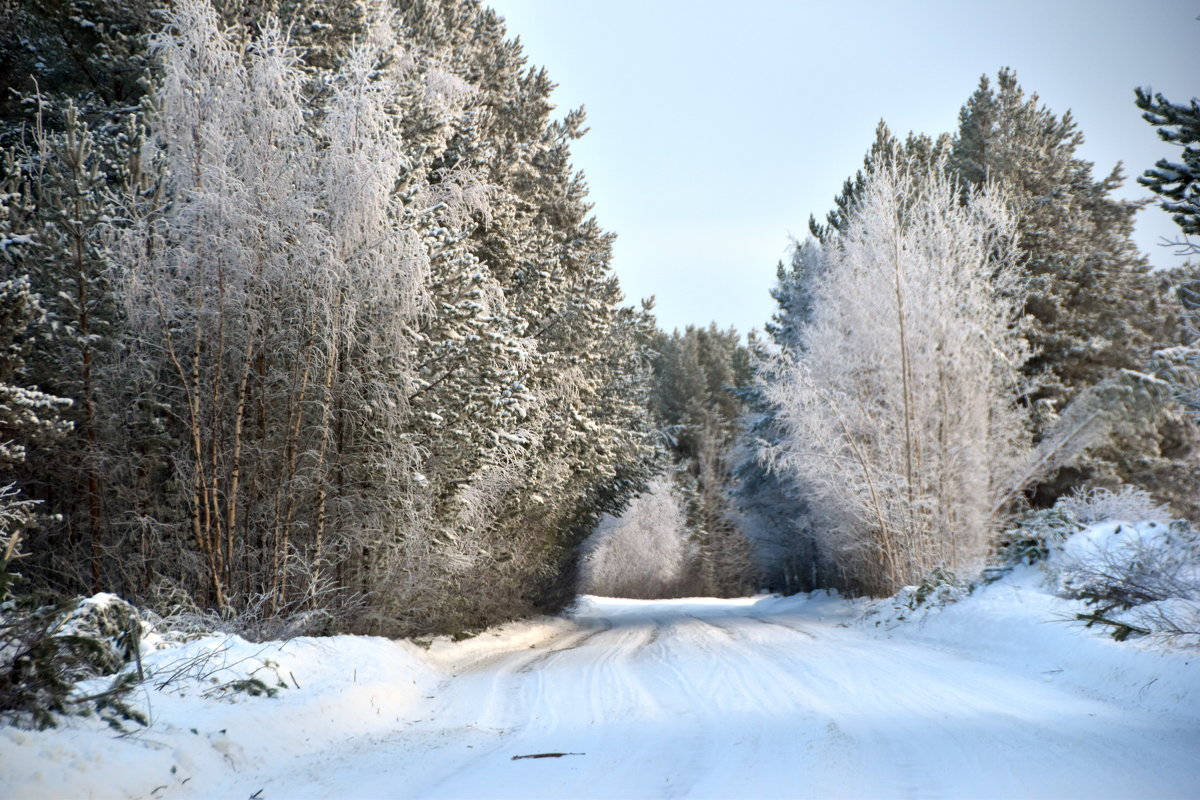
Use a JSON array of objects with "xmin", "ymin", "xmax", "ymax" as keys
[{"xmin": 1, "ymin": 0, "xmax": 1198, "ymax": 632}]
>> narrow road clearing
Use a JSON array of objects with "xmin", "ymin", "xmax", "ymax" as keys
[{"xmin": 226, "ymin": 596, "xmax": 1199, "ymax": 799}]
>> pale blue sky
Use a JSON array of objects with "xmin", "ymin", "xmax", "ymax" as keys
[{"xmin": 486, "ymin": 0, "xmax": 1199, "ymax": 335}]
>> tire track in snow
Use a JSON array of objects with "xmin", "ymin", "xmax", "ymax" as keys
[
  {"xmin": 223, "ymin": 599, "xmax": 1200, "ymax": 800},
  {"xmin": 514, "ymin": 617, "xmax": 614, "ymax": 674},
  {"xmin": 747, "ymin": 613, "xmax": 818, "ymax": 640}
]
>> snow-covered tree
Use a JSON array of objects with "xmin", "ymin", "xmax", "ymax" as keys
[
  {"xmin": 809, "ymin": 122, "xmax": 952, "ymax": 246},
  {"xmin": 110, "ymin": 0, "xmax": 477, "ymax": 616},
  {"xmin": 394, "ymin": 0, "xmax": 659, "ymax": 616},
  {"xmin": 1136, "ymin": 88, "xmax": 1200, "ymax": 237},
  {"xmin": 945, "ymin": 69, "xmax": 1199, "ymax": 515},
  {"xmin": 651, "ymin": 325, "xmax": 756, "ymax": 596},
  {"xmin": 1137, "ymin": 87, "xmax": 1200, "ymax": 517},
  {"xmin": 952, "ymin": 70, "xmax": 1154, "ymax": 406},
  {"xmin": 767, "ymin": 151, "xmax": 1029, "ymax": 594},
  {"xmin": 733, "ymin": 240, "xmax": 830, "ymax": 593},
  {"xmin": 578, "ymin": 477, "xmax": 691, "ymax": 599},
  {"xmin": 0, "ymin": 0, "xmax": 658, "ymax": 633},
  {"xmin": 0, "ymin": 275, "xmax": 71, "ymax": 595},
  {"xmin": 1, "ymin": 101, "xmax": 129, "ymax": 594}
]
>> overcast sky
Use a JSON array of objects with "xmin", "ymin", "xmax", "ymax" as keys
[{"xmin": 486, "ymin": 0, "xmax": 1199, "ymax": 336}]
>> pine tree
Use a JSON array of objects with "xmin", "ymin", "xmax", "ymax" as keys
[
  {"xmin": 1136, "ymin": 87, "xmax": 1200, "ymax": 519},
  {"xmin": 951, "ymin": 69, "xmax": 1194, "ymax": 511},
  {"xmin": 0, "ymin": 0, "xmax": 157, "ymax": 149},
  {"xmin": 0, "ymin": 277, "xmax": 71, "ymax": 472},
  {"xmin": 4, "ymin": 102, "xmax": 127, "ymax": 594},
  {"xmin": 0, "ymin": 0, "xmax": 660, "ymax": 631},
  {"xmin": 809, "ymin": 122, "xmax": 952, "ymax": 245},
  {"xmin": 393, "ymin": 0, "xmax": 658, "ymax": 617},
  {"xmin": 109, "ymin": 0, "xmax": 487, "ymax": 617},
  {"xmin": 650, "ymin": 325, "xmax": 757, "ymax": 596},
  {"xmin": 1136, "ymin": 88, "xmax": 1200, "ymax": 237},
  {"xmin": 952, "ymin": 70, "xmax": 1152, "ymax": 407},
  {"xmin": 0, "ymin": 273, "xmax": 71, "ymax": 593}
]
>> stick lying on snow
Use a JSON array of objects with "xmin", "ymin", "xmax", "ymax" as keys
[{"xmin": 511, "ymin": 752, "xmax": 585, "ymax": 760}]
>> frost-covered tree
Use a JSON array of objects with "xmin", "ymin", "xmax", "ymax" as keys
[
  {"xmin": 578, "ymin": 477, "xmax": 691, "ymax": 599},
  {"xmin": 0, "ymin": 275, "xmax": 71, "ymax": 592},
  {"xmin": 767, "ymin": 152, "xmax": 1029, "ymax": 594},
  {"xmin": 733, "ymin": 240, "xmax": 830, "ymax": 593},
  {"xmin": 650, "ymin": 325, "xmax": 756, "ymax": 596},
  {"xmin": 763, "ymin": 238, "xmax": 826, "ymax": 355},
  {"xmin": 111, "ymin": 0, "xmax": 476, "ymax": 616}
]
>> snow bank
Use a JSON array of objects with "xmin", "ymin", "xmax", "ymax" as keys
[
  {"xmin": 0, "ymin": 613, "xmax": 573, "ymax": 800},
  {"xmin": 854, "ymin": 563, "xmax": 1200, "ymax": 723}
]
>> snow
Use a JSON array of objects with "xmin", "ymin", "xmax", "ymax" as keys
[
  {"xmin": 2, "ymin": 571, "xmax": 1198, "ymax": 799},
  {"xmin": 0, "ymin": 234, "xmax": 34, "ymax": 253}
]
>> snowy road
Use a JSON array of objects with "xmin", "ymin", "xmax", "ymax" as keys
[{"xmin": 223, "ymin": 597, "xmax": 1200, "ymax": 800}]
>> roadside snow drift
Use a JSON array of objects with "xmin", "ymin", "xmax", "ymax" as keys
[{"xmin": 2, "ymin": 570, "xmax": 1198, "ymax": 799}]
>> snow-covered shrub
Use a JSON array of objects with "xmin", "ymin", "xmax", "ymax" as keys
[
  {"xmin": 1055, "ymin": 519, "xmax": 1200, "ymax": 641},
  {"xmin": 997, "ymin": 486, "xmax": 1171, "ymax": 568},
  {"xmin": 0, "ymin": 594, "xmax": 146, "ymax": 729},
  {"xmin": 996, "ymin": 506, "xmax": 1083, "ymax": 566},
  {"xmin": 578, "ymin": 477, "xmax": 693, "ymax": 599},
  {"xmin": 54, "ymin": 594, "xmax": 144, "ymax": 680},
  {"xmin": 895, "ymin": 566, "xmax": 971, "ymax": 612},
  {"xmin": 863, "ymin": 566, "xmax": 973, "ymax": 628},
  {"xmin": 1057, "ymin": 520, "xmax": 1200, "ymax": 606},
  {"xmin": 1056, "ymin": 486, "xmax": 1171, "ymax": 527},
  {"xmin": 144, "ymin": 637, "xmax": 289, "ymax": 700}
]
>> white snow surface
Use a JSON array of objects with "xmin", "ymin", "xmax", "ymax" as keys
[{"xmin": 2, "ymin": 572, "xmax": 1198, "ymax": 799}]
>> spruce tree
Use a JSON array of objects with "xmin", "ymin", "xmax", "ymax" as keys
[
  {"xmin": 650, "ymin": 325, "xmax": 757, "ymax": 596},
  {"xmin": 733, "ymin": 240, "xmax": 830, "ymax": 593}
]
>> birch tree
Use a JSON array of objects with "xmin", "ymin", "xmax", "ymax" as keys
[
  {"xmin": 113, "ymin": 0, "xmax": 472, "ymax": 616},
  {"xmin": 767, "ymin": 152, "xmax": 1030, "ymax": 594}
]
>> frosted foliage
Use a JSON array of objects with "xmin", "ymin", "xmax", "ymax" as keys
[
  {"xmin": 1057, "ymin": 486, "xmax": 1171, "ymax": 527},
  {"xmin": 579, "ymin": 478, "xmax": 691, "ymax": 599},
  {"xmin": 108, "ymin": 0, "xmax": 481, "ymax": 611},
  {"xmin": 323, "ymin": 29, "xmax": 426, "ymax": 316},
  {"xmin": 1054, "ymin": 520, "xmax": 1200, "ymax": 637},
  {"xmin": 766, "ymin": 153, "xmax": 1030, "ymax": 594}
]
